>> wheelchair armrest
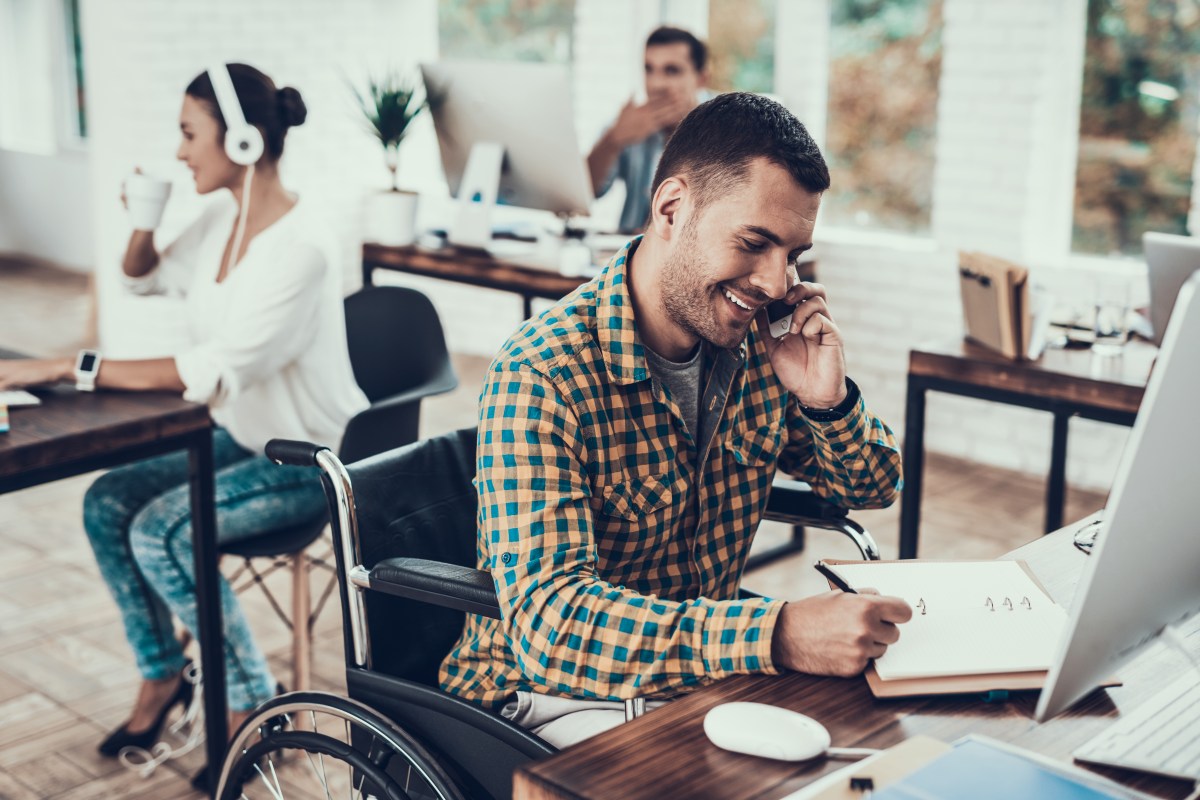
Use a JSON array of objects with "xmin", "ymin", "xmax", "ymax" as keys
[
  {"xmin": 766, "ymin": 477, "xmax": 848, "ymax": 521},
  {"xmin": 265, "ymin": 439, "xmax": 329, "ymax": 467},
  {"xmin": 763, "ymin": 476, "xmax": 881, "ymax": 561},
  {"xmin": 369, "ymin": 557, "xmax": 502, "ymax": 619}
]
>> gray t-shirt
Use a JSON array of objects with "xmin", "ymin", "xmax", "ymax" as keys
[{"xmin": 643, "ymin": 343, "xmax": 704, "ymax": 439}]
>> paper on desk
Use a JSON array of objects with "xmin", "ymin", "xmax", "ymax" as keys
[
  {"xmin": 828, "ymin": 561, "xmax": 1068, "ymax": 680},
  {"xmin": 0, "ymin": 390, "xmax": 41, "ymax": 407}
]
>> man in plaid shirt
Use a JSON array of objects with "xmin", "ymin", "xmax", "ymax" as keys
[{"xmin": 442, "ymin": 92, "xmax": 911, "ymax": 747}]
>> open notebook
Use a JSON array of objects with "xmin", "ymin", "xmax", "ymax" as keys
[{"xmin": 820, "ymin": 560, "xmax": 1069, "ymax": 683}]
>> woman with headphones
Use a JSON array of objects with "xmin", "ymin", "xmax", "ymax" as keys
[{"xmin": 0, "ymin": 64, "xmax": 367, "ymax": 769}]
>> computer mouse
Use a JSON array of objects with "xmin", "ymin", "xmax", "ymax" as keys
[{"xmin": 703, "ymin": 702, "xmax": 832, "ymax": 761}]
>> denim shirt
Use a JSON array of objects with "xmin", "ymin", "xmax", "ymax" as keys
[{"xmin": 595, "ymin": 130, "xmax": 666, "ymax": 234}]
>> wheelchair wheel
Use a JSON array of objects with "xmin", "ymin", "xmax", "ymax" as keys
[{"xmin": 217, "ymin": 691, "xmax": 467, "ymax": 800}]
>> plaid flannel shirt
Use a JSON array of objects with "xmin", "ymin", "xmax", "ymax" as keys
[{"xmin": 440, "ymin": 238, "xmax": 902, "ymax": 710}]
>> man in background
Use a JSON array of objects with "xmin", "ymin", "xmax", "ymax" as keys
[{"xmin": 587, "ymin": 26, "xmax": 708, "ymax": 234}]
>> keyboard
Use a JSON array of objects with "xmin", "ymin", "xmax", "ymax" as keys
[{"xmin": 1074, "ymin": 671, "xmax": 1200, "ymax": 781}]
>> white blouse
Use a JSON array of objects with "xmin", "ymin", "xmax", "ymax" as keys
[{"xmin": 126, "ymin": 195, "xmax": 368, "ymax": 455}]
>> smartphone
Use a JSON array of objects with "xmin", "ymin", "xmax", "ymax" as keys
[{"xmin": 766, "ymin": 299, "xmax": 797, "ymax": 339}]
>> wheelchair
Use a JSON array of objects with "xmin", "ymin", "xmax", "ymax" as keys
[{"xmin": 214, "ymin": 428, "xmax": 881, "ymax": 799}]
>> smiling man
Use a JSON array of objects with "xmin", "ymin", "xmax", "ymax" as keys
[
  {"xmin": 587, "ymin": 26, "xmax": 708, "ymax": 234},
  {"xmin": 442, "ymin": 93, "xmax": 909, "ymax": 749}
]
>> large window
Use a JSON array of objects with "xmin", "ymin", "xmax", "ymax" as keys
[
  {"xmin": 707, "ymin": 0, "xmax": 775, "ymax": 94},
  {"xmin": 438, "ymin": 0, "xmax": 574, "ymax": 63},
  {"xmin": 823, "ymin": 0, "xmax": 943, "ymax": 235},
  {"xmin": 1072, "ymin": 0, "xmax": 1200, "ymax": 257},
  {"xmin": 0, "ymin": 0, "xmax": 86, "ymax": 152}
]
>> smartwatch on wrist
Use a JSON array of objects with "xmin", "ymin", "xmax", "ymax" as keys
[{"xmin": 74, "ymin": 349, "xmax": 102, "ymax": 392}]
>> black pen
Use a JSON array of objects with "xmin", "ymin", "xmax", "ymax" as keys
[{"xmin": 814, "ymin": 560, "xmax": 858, "ymax": 594}]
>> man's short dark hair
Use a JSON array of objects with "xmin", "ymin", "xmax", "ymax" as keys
[
  {"xmin": 651, "ymin": 92, "xmax": 831, "ymax": 208},
  {"xmin": 646, "ymin": 26, "xmax": 707, "ymax": 73}
]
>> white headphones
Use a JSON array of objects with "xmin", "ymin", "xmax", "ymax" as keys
[{"xmin": 208, "ymin": 62, "xmax": 264, "ymax": 166}]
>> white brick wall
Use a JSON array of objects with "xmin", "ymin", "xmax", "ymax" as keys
[
  {"xmin": 814, "ymin": 236, "xmax": 1133, "ymax": 492},
  {"xmin": 74, "ymin": 0, "xmax": 1129, "ymax": 492},
  {"xmin": 773, "ymin": 0, "xmax": 830, "ymax": 146},
  {"xmin": 931, "ymin": 0, "xmax": 1087, "ymax": 262}
]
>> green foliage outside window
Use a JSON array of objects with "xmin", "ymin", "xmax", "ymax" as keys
[
  {"xmin": 824, "ymin": 0, "xmax": 943, "ymax": 235},
  {"xmin": 1072, "ymin": 0, "xmax": 1200, "ymax": 256},
  {"xmin": 438, "ymin": 0, "xmax": 574, "ymax": 63},
  {"xmin": 708, "ymin": 0, "xmax": 775, "ymax": 94}
]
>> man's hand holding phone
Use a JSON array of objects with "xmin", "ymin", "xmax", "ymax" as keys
[{"xmin": 757, "ymin": 282, "xmax": 848, "ymax": 410}]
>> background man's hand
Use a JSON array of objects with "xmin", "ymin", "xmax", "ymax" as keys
[
  {"xmin": 757, "ymin": 281, "xmax": 848, "ymax": 409},
  {"xmin": 609, "ymin": 96, "xmax": 691, "ymax": 147},
  {"xmin": 770, "ymin": 590, "xmax": 913, "ymax": 676}
]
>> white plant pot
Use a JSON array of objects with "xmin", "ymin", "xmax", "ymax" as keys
[{"xmin": 366, "ymin": 190, "xmax": 419, "ymax": 246}]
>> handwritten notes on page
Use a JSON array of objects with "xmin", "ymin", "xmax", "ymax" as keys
[{"xmin": 828, "ymin": 561, "xmax": 1068, "ymax": 681}]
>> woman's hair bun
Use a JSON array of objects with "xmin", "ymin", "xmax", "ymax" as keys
[{"xmin": 276, "ymin": 86, "xmax": 308, "ymax": 128}]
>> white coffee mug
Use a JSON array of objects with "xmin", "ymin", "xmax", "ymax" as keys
[{"xmin": 125, "ymin": 173, "xmax": 173, "ymax": 231}]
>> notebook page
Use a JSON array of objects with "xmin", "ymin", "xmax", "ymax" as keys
[{"xmin": 829, "ymin": 561, "xmax": 1068, "ymax": 680}]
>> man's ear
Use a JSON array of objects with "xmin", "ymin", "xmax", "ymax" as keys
[{"xmin": 648, "ymin": 176, "xmax": 686, "ymax": 241}]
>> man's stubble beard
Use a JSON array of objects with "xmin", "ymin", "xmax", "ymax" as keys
[{"xmin": 658, "ymin": 217, "xmax": 751, "ymax": 351}]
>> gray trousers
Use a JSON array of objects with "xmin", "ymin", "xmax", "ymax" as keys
[{"xmin": 500, "ymin": 691, "xmax": 669, "ymax": 749}]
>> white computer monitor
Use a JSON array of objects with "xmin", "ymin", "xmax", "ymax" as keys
[
  {"xmin": 420, "ymin": 60, "xmax": 592, "ymax": 224},
  {"xmin": 1034, "ymin": 272, "xmax": 1200, "ymax": 722},
  {"xmin": 1142, "ymin": 231, "xmax": 1200, "ymax": 347}
]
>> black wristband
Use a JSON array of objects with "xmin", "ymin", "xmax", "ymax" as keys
[{"xmin": 797, "ymin": 377, "xmax": 860, "ymax": 422}]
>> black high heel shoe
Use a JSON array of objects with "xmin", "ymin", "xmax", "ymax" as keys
[{"xmin": 98, "ymin": 663, "xmax": 195, "ymax": 758}]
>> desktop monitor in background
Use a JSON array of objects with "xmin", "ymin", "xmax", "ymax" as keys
[
  {"xmin": 1142, "ymin": 231, "xmax": 1200, "ymax": 347},
  {"xmin": 420, "ymin": 60, "xmax": 593, "ymax": 248},
  {"xmin": 1034, "ymin": 273, "xmax": 1200, "ymax": 722}
]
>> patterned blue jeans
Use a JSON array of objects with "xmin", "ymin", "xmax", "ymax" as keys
[{"xmin": 82, "ymin": 428, "xmax": 326, "ymax": 711}]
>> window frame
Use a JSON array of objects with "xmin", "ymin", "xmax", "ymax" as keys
[{"xmin": 0, "ymin": 0, "xmax": 87, "ymax": 155}]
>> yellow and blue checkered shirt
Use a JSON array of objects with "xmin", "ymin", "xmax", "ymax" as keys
[{"xmin": 440, "ymin": 238, "xmax": 902, "ymax": 710}]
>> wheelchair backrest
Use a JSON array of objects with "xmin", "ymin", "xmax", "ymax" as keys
[{"xmin": 342, "ymin": 427, "xmax": 480, "ymax": 687}]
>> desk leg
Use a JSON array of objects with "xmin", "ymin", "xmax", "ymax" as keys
[
  {"xmin": 1045, "ymin": 412, "xmax": 1070, "ymax": 534},
  {"xmin": 899, "ymin": 379, "xmax": 926, "ymax": 559},
  {"xmin": 189, "ymin": 428, "xmax": 227, "ymax": 790}
]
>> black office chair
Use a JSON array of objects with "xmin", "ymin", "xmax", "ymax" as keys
[
  {"xmin": 220, "ymin": 285, "xmax": 457, "ymax": 691},
  {"xmin": 215, "ymin": 428, "xmax": 880, "ymax": 800}
]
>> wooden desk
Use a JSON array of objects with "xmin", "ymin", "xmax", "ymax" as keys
[
  {"xmin": 513, "ymin": 523, "xmax": 1198, "ymax": 800},
  {"xmin": 0, "ymin": 364, "xmax": 229, "ymax": 790},
  {"xmin": 362, "ymin": 242, "xmax": 589, "ymax": 319},
  {"xmin": 898, "ymin": 339, "xmax": 1153, "ymax": 559}
]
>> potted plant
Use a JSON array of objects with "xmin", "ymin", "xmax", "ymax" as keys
[{"xmin": 355, "ymin": 71, "xmax": 426, "ymax": 246}]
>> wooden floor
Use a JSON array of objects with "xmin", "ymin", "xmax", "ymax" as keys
[{"xmin": 0, "ymin": 261, "xmax": 1106, "ymax": 798}]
